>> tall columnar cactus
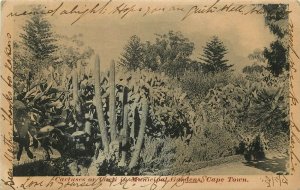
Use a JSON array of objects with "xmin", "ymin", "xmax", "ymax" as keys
[
  {"xmin": 129, "ymin": 97, "xmax": 149, "ymax": 169},
  {"xmin": 72, "ymin": 65, "xmax": 82, "ymax": 115},
  {"xmin": 119, "ymin": 87, "xmax": 129, "ymax": 166},
  {"xmin": 109, "ymin": 60, "xmax": 117, "ymax": 141},
  {"xmin": 94, "ymin": 55, "xmax": 109, "ymax": 154}
]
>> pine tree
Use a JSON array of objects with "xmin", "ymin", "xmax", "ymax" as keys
[
  {"xmin": 120, "ymin": 35, "xmax": 144, "ymax": 71},
  {"xmin": 199, "ymin": 36, "xmax": 232, "ymax": 73},
  {"xmin": 19, "ymin": 7, "xmax": 58, "ymax": 72}
]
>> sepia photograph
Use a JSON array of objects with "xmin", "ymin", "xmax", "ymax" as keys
[
  {"xmin": 11, "ymin": 2, "xmax": 291, "ymax": 177},
  {"xmin": 1, "ymin": 0, "xmax": 300, "ymax": 189}
]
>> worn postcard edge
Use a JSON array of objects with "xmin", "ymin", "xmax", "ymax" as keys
[{"xmin": 0, "ymin": 0, "xmax": 300, "ymax": 189}]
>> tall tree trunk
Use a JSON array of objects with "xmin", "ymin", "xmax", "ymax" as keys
[
  {"xmin": 128, "ymin": 98, "xmax": 148, "ymax": 170},
  {"xmin": 94, "ymin": 55, "xmax": 109, "ymax": 154},
  {"xmin": 109, "ymin": 60, "xmax": 117, "ymax": 141},
  {"xmin": 119, "ymin": 87, "xmax": 129, "ymax": 166}
]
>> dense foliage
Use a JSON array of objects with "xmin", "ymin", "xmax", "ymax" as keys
[
  {"xmin": 263, "ymin": 4, "xmax": 290, "ymax": 76},
  {"xmin": 13, "ymin": 6, "xmax": 290, "ymax": 175},
  {"xmin": 119, "ymin": 31, "xmax": 195, "ymax": 77}
]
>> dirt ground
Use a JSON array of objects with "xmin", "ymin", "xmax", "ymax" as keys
[{"xmin": 188, "ymin": 156, "xmax": 289, "ymax": 175}]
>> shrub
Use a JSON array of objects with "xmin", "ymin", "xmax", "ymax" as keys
[
  {"xmin": 180, "ymin": 71, "xmax": 233, "ymax": 104},
  {"xmin": 140, "ymin": 125, "xmax": 239, "ymax": 173},
  {"xmin": 196, "ymin": 69, "xmax": 289, "ymax": 158},
  {"xmin": 140, "ymin": 136, "xmax": 182, "ymax": 173}
]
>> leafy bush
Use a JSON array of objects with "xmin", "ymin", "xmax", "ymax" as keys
[
  {"xmin": 116, "ymin": 68, "xmax": 198, "ymax": 139},
  {"xmin": 196, "ymin": 69, "xmax": 289, "ymax": 158},
  {"xmin": 180, "ymin": 71, "xmax": 233, "ymax": 104},
  {"xmin": 140, "ymin": 125, "xmax": 238, "ymax": 173},
  {"xmin": 140, "ymin": 137, "xmax": 176, "ymax": 173}
]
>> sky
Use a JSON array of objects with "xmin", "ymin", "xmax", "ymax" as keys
[{"xmin": 12, "ymin": 1, "xmax": 276, "ymax": 72}]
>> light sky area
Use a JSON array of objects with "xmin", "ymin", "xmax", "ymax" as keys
[{"xmin": 12, "ymin": 1, "xmax": 276, "ymax": 72}]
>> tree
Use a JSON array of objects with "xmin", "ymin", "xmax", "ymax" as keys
[
  {"xmin": 248, "ymin": 49, "xmax": 267, "ymax": 65},
  {"xmin": 243, "ymin": 49, "xmax": 266, "ymax": 74},
  {"xmin": 263, "ymin": 4, "xmax": 289, "ymax": 39},
  {"xmin": 55, "ymin": 34, "xmax": 94, "ymax": 68},
  {"xmin": 152, "ymin": 31, "xmax": 194, "ymax": 77},
  {"xmin": 199, "ymin": 36, "xmax": 232, "ymax": 73},
  {"xmin": 143, "ymin": 41, "xmax": 159, "ymax": 71},
  {"xmin": 13, "ymin": 42, "xmax": 32, "ymax": 89},
  {"xmin": 120, "ymin": 31, "xmax": 195, "ymax": 77},
  {"xmin": 14, "ymin": 7, "xmax": 58, "ymax": 93},
  {"xmin": 19, "ymin": 6, "xmax": 58, "ymax": 73},
  {"xmin": 263, "ymin": 40, "xmax": 288, "ymax": 76},
  {"xmin": 120, "ymin": 35, "xmax": 144, "ymax": 71},
  {"xmin": 262, "ymin": 4, "xmax": 289, "ymax": 76}
]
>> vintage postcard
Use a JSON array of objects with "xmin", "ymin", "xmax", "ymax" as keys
[{"xmin": 1, "ymin": 0, "xmax": 300, "ymax": 189}]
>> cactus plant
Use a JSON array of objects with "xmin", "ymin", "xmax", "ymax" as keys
[
  {"xmin": 93, "ymin": 55, "xmax": 109, "ymax": 154},
  {"xmin": 109, "ymin": 60, "xmax": 117, "ymax": 141}
]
